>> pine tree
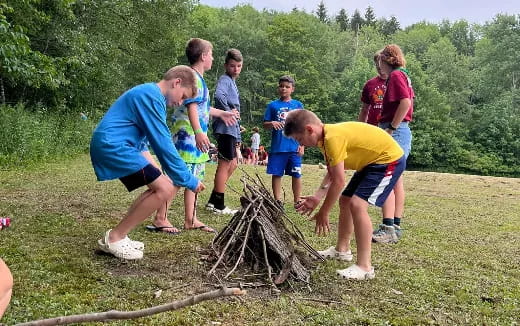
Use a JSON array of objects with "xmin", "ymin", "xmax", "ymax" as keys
[
  {"xmin": 315, "ymin": 1, "xmax": 328, "ymax": 23},
  {"xmin": 350, "ymin": 9, "xmax": 364, "ymax": 32},
  {"xmin": 364, "ymin": 6, "xmax": 376, "ymax": 27},
  {"xmin": 335, "ymin": 8, "xmax": 349, "ymax": 31}
]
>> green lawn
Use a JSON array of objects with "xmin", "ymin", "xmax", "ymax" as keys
[{"xmin": 1, "ymin": 155, "xmax": 519, "ymax": 325}]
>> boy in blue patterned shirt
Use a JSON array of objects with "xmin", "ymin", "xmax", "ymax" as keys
[{"xmin": 151, "ymin": 39, "xmax": 238, "ymax": 233}]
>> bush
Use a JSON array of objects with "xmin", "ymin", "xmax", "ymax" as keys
[{"xmin": 0, "ymin": 104, "xmax": 95, "ymax": 168}]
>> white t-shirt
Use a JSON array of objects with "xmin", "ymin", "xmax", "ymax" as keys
[{"xmin": 251, "ymin": 133, "xmax": 260, "ymax": 150}]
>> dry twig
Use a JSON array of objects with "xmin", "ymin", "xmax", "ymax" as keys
[{"xmin": 14, "ymin": 287, "xmax": 245, "ymax": 326}]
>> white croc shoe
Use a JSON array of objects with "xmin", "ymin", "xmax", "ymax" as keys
[
  {"xmin": 336, "ymin": 264, "xmax": 375, "ymax": 280},
  {"xmin": 98, "ymin": 229, "xmax": 143, "ymax": 260},
  {"xmin": 317, "ymin": 246, "xmax": 353, "ymax": 261}
]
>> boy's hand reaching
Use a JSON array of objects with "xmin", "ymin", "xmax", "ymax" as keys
[
  {"xmin": 271, "ymin": 121, "xmax": 284, "ymax": 130},
  {"xmin": 221, "ymin": 109, "xmax": 239, "ymax": 126},
  {"xmin": 295, "ymin": 195, "xmax": 320, "ymax": 216},
  {"xmin": 311, "ymin": 210, "xmax": 331, "ymax": 236},
  {"xmin": 297, "ymin": 145, "xmax": 305, "ymax": 156},
  {"xmin": 194, "ymin": 181, "xmax": 205, "ymax": 193},
  {"xmin": 195, "ymin": 132, "xmax": 211, "ymax": 152}
]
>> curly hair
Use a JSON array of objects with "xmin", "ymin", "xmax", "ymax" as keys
[{"xmin": 380, "ymin": 44, "xmax": 406, "ymax": 68}]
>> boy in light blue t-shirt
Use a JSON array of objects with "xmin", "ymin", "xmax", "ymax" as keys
[
  {"xmin": 90, "ymin": 65, "xmax": 204, "ymax": 260},
  {"xmin": 263, "ymin": 75, "xmax": 304, "ymax": 206}
]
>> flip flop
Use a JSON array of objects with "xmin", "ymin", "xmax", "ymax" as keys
[
  {"xmin": 145, "ymin": 224, "xmax": 181, "ymax": 235},
  {"xmin": 185, "ymin": 225, "xmax": 217, "ymax": 233}
]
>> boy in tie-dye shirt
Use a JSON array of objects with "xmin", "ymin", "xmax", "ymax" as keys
[{"xmin": 151, "ymin": 38, "xmax": 237, "ymax": 234}]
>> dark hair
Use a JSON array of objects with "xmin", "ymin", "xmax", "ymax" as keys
[
  {"xmin": 185, "ymin": 38, "xmax": 213, "ymax": 65},
  {"xmin": 279, "ymin": 75, "xmax": 295, "ymax": 86},
  {"xmin": 252, "ymin": 127, "xmax": 259, "ymax": 132},
  {"xmin": 225, "ymin": 48, "xmax": 243, "ymax": 63}
]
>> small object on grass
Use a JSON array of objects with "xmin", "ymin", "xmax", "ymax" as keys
[{"xmin": 0, "ymin": 217, "xmax": 10, "ymax": 228}]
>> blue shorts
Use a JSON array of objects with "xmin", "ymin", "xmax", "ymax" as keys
[
  {"xmin": 379, "ymin": 122, "xmax": 412, "ymax": 158},
  {"xmin": 266, "ymin": 152, "xmax": 302, "ymax": 178},
  {"xmin": 119, "ymin": 164, "xmax": 162, "ymax": 192},
  {"xmin": 342, "ymin": 155, "xmax": 406, "ymax": 207}
]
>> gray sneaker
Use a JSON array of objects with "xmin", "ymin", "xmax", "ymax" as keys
[
  {"xmin": 372, "ymin": 224, "xmax": 399, "ymax": 244},
  {"xmin": 393, "ymin": 224, "xmax": 403, "ymax": 239}
]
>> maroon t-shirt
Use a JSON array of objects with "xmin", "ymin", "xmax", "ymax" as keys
[
  {"xmin": 380, "ymin": 70, "xmax": 414, "ymax": 123},
  {"xmin": 361, "ymin": 76, "xmax": 386, "ymax": 125}
]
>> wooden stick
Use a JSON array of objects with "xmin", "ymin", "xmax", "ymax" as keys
[{"xmin": 14, "ymin": 288, "xmax": 246, "ymax": 326}]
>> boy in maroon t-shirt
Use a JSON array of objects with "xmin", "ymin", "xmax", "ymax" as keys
[{"xmin": 359, "ymin": 51, "xmax": 388, "ymax": 126}]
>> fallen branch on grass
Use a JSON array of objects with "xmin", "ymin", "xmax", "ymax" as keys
[{"xmin": 14, "ymin": 287, "xmax": 245, "ymax": 326}]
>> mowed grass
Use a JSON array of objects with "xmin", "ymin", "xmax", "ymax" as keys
[{"xmin": 1, "ymin": 155, "xmax": 519, "ymax": 325}]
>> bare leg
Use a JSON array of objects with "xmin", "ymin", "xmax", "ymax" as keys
[
  {"xmin": 0, "ymin": 258, "xmax": 13, "ymax": 318},
  {"xmin": 393, "ymin": 176, "xmax": 405, "ymax": 218},
  {"xmin": 336, "ymin": 195, "xmax": 354, "ymax": 252},
  {"xmin": 381, "ymin": 190, "xmax": 396, "ymax": 219},
  {"xmin": 183, "ymin": 189, "xmax": 214, "ymax": 232},
  {"xmin": 152, "ymin": 188, "xmax": 181, "ymax": 233},
  {"xmin": 214, "ymin": 158, "xmax": 237, "ymax": 193},
  {"xmin": 291, "ymin": 176, "xmax": 302, "ymax": 204},
  {"xmin": 272, "ymin": 175, "xmax": 283, "ymax": 201},
  {"xmin": 109, "ymin": 175, "xmax": 176, "ymax": 243},
  {"xmin": 349, "ymin": 195, "xmax": 372, "ymax": 271}
]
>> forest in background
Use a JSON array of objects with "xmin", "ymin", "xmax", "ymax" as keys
[{"xmin": 1, "ymin": 0, "xmax": 519, "ymax": 176}]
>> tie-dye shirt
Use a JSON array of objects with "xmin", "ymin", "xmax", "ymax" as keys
[{"xmin": 171, "ymin": 71, "xmax": 210, "ymax": 163}]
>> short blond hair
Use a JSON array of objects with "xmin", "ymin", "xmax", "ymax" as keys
[
  {"xmin": 163, "ymin": 65, "xmax": 197, "ymax": 98},
  {"xmin": 283, "ymin": 109, "xmax": 321, "ymax": 137}
]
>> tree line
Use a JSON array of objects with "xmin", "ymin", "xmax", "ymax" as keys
[{"xmin": 1, "ymin": 1, "xmax": 519, "ymax": 176}]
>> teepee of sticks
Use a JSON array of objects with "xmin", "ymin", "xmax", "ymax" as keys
[{"xmin": 208, "ymin": 171, "xmax": 324, "ymax": 285}]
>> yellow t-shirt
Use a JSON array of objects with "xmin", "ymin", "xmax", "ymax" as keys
[{"xmin": 318, "ymin": 122, "xmax": 404, "ymax": 171}]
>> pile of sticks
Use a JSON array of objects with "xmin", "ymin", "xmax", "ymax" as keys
[{"xmin": 208, "ymin": 172, "xmax": 323, "ymax": 285}]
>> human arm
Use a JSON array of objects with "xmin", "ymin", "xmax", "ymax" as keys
[
  {"xmin": 311, "ymin": 161, "xmax": 346, "ymax": 236},
  {"xmin": 209, "ymin": 106, "xmax": 239, "ymax": 126},
  {"xmin": 358, "ymin": 103, "xmax": 370, "ymax": 122},
  {"xmin": 297, "ymin": 145, "xmax": 305, "ymax": 156},
  {"xmin": 295, "ymin": 171, "xmax": 331, "ymax": 216},
  {"xmin": 186, "ymin": 102, "xmax": 210, "ymax": 152},
  {"xmin": 386, "ymin": 98, "xmax": 411, "ymax": 134},
  {"xmin": 263, "ymin": 121, "xmax": 284, "ymax": 130},
  {"xmin": 137, "ymin": 99, "xmax": 200, "ymax": 191}
]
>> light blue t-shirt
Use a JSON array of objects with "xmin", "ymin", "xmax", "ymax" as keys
[
  {"xmin": 212, "ymin": 74, "xmax": 241, "ymax": 139},
  {"xmin": 171, "ymin": 71, "xmax": 210, "ymax": 164},
  {"xmin": 90, "ymin": 83, "xmax": 199, "ymax": 191},
  {"xmin": 263, "ymin": 99, "xmax": 303, "ymax": 153}
]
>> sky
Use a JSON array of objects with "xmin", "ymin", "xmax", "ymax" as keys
[{"xmin": 197, "ymin": 0, "xmax": 519, "ymax": 27}]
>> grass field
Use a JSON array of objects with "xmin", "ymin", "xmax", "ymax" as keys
[{"xmin": 1, "ymin": 155, "xmax": 519, "ymax": 325}]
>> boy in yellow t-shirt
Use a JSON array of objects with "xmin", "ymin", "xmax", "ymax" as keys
[{"xmin": 284, "ymin": 109, "xmax": 405, "ymax": 280}]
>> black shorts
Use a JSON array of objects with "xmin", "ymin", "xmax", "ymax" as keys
[
  {"xmin": 119, "ymin": 164, "xmax": 162, "ymax": 192},
  {"xmin": 216, "ymin": 134, "xmax": 237, "ymax": 160}
]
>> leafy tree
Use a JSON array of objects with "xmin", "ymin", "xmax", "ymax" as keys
[
  {"xmin": 378, "ymin": 15, "xmax": 401, "ymax": 36},
  {"xmin": 439, "ymin": 19, "xmax": 478, "ymax": 56},
  {"xmin": 335, "ymin": 8, "xmax": 349, "ymax": 32}
]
